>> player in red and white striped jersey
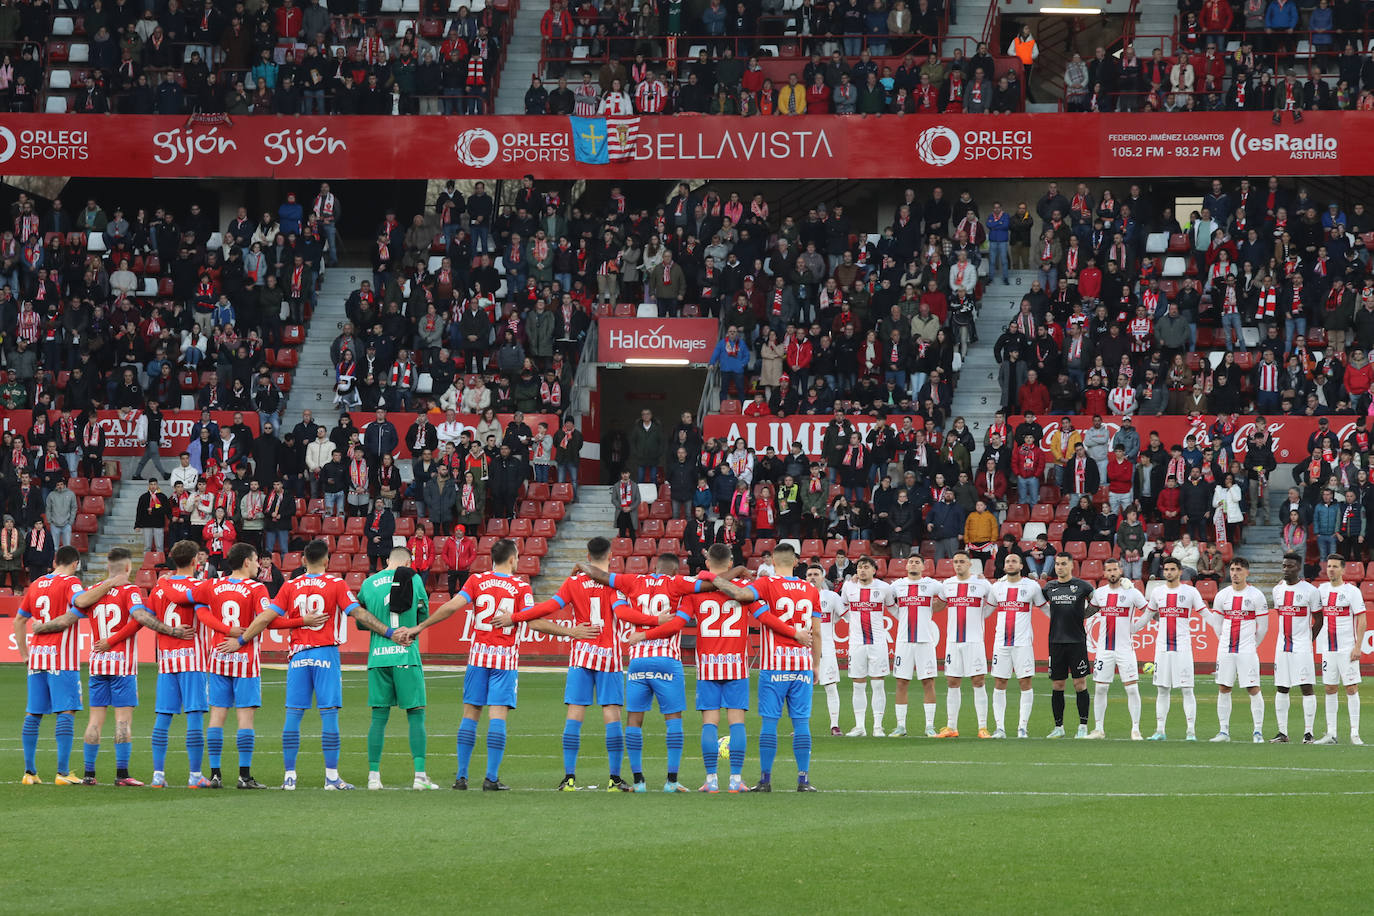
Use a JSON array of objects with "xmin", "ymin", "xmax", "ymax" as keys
[
  {"xmin": 1269, "ymin": 553, "xmax": 1321, "ymax": 743},
  {"xmin": 263, "ymin": 539, "xmax": 392, "ymax": 791},
  {"xmin": 714, "ymin": 543, "xmax": 822, "ymax": 792},
  {"xmin": 79, "ymin": 548, "xmax": 158, "ymax": 785},
  {"xmin": 1087, "ymin": 559, "xmax": 1148, "ymax": 739},
  {"xmin": 931, "ymin": 551, "xmax": 995, "ymax": 738},
  {"xmin": 1206, "ymin": 556, "xmax": 1269, "ymax": 743},
  {"xmin": 987, "ymin": 554, "xmax": 1046, "ymax": 739},
  {"xmin": 139, "ymin": 540, "xmax": 214, "ymax": 787},
  {"xmin": 1140, "ymin": 557, "xmax": 1208, "ymax": 741},
  {"xmin": 1314, "ymin": 554, "xmax": 1366, "ymax": 745},
  {"xmin": 171, "ymin": 543, "xmax": 305, "ymax": 789},
  {"xmin": 839, "ymin": 557, "xmax": 895, "ymax": 737},
  {"xmin": 579, "ymin": 554, "xmax": 715, "ymax": 792},
  {"xmin": 13, "ymin": 545, "xmax": 126, "ymax": 785},
  {"xmin": 888, "ymin": 555, "xmax": 943, "ymax": 737},
  {"xmin": 425, "ymin": 539, "xmax": 590, "ymax": 790},
  {"xmin": 509, "ymin": 537, "xmax": 661, "ymax": 791},
  {"xmin": 631, "ymin": 544, "xmax": 758, "ymax": 793}
]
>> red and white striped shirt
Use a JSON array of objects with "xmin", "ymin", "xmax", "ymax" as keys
[
  {"xmin": 610, "ymin": 572, "xmax": 703, "ymax": 661},
  {"xmin": 516, "ymin": 572, "xmax": 655, "ymax": 673},
  {"xmin": 146, "ymin": 574, "xmax": 204, "ymax": 673},
  {"xmin": 1090, "ymin": 583, "xmax": 1147, "ymax": 653},
  {"xmin": 87, "ymin": 583, "xmax": 147, "ymax": 676},
  {"xmin": 989, "ymin": 578, "xmax": 1046, "ymax": 647},
  {"xmin": 272, "ymin": 574, "xmax": 359, "ymax": 656},
  {"xmin": 840, "ymin": 579, "xmax": 894, "ymax": 648},
  {"xmin": 20, "ymin": 573, "xmax": 87, "ymax": 672},
  {"xmin": 1270, "ymin": 580, "xmax": 1319, "ymax": 654},
  {"xmin": 645, "ymin": 580, "xmax": 760, "ymax": 681},
  {"xmin": 1257, "ymin": 360, "xmax": 1279, "ymax": 392},
  {"xmin": 745, "ymin": 576, "xmax": 822, "ymax": 671},
  {"xmin": 461, "ymin": 571, "xmax": 535, "ymax": 670},
  {"xmin": 181, "ymin": 578, "xmax": 274, "ymax": 678},
  {"xmin": 1210, "ymin": 586, "xmax": 1266, "ymax": 653}
]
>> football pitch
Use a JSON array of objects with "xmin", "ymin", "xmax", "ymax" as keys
[{"xmin": 3, "ymin": 665, "xmax": 1373, "ymax": 914}]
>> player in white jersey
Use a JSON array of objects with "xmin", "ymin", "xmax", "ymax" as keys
[
  {"xmin": 889, "ymin": 555, "xmax": 942, "ymax": 737},
  {"xmin": 805, "ymin": 565, "xmax": 845, "ymax": 736},
  {"xmin": 1313, "ymin": 554, "xmax": 1366, "ymax": 745},
  {"xmin": 1087, "ymin": 559, "xmax": 1148, "ymax": 739},
  {"xmin": 840, "ymin": 557, "xmax": 895, "ymax": 736},
  {"xmin": 1140, "ymin": 557, "xmax": 1207, "ymax": 741},
  {"xmin": 1270, "ymin": 553, "xmax": 1321, "ymax": 743},
  {"xmin": 932, "ymin": 551, "xmax": 995, "ymax": 738},
  {"xmin": 1206, "ymin": 556, "xmax": 1269, "ymax": 743},
  {"xmin": 987, "ymin": 554, "xmax": 1046, "ymax": 739}
]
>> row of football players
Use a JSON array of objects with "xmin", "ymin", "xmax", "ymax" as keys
[
  {"xmin": 13, "ymin": 536, "xmax": 829, "ymax": 792},
  {"xmin": 821, "ymin": 551, "xmax": 1366, "ymax": 745}
]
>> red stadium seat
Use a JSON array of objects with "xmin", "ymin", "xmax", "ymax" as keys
[
  {"xmin": 350, "ymin": 555, "xmax": 371, "ymax": 572},
  {"xmin": 718, "ymin": 400, "xmax": 741, "ymax": 415},
  {"xmin": 1087, "ymin": 542, "xmax": 1114, "ymax": 560},
  {"xmin": 1361, "ymin": 582, "xmax": 1374, "ymax": 602},
  {"xmin": 1030, "ymin": 505, "xmax": 1053, "ymax": 524},
  {"xmin": 517, "ymin": 500, "xmax": 540, "ymax": 518},
  {"xmin": 1065, "ymin": 541, "xmax": 1087, "ymax": 560},
  {"xmin": 297, "ymin": 516, "xmax": 322, "ymax": 537},
  {"xmin": 321, "ymin": 515, "xmax": 345, "ymax": 536},
  {"xmin": 550, "ymin": 483, "xmax": 574, "ymax": 503},
  {"xmin": 1196, "ymin": 579, "xmax": 1218, "ymax": 602},
  {"xmin": 281, "ymin": 325, "xmax": 305, "ymax": 345},
  {"xmin": 934, "ymin": 559, "xmax": 954, "ymax": 579},
  {"xmin": 608, "ymin": 557, "xmax": 626, "ymax": 574},
  {"xmin": 1079, "ymin": 560, "xmax": 1104, "ymax": 580},
  {"xmin": 640, "ymin": 519, "xmax": 664, "ymax": 538},
  {"xmin": 89, "ymin": 478, "xmax": 114, "ymax": 498},
  {"xmin": 394, "ymin": 517, "xmax": 416, "ymax": 537},
  {"xmin": 625, "ymin": 556, "xmax": 649, "ymax": 574},
  {"xmin": 611, "ymin": 537, "xmax": 633, "ymax": 557},
  {"xmin": 524, "ymin": 537, "xmax": 548, "ymax": 557},
  {"xmin": 282, "ymin": 552, "xmax": 302, "ymax": 570},
  {"xmin": 1344, "ymin": 562, "xmax": 1364, "ymax": 583},
  {"xmin": 516, "ymin": 556, "xmax": 541, "ymax": 578},
  {"xmin": 633, "ymin": 537, "xmax": 658, "ymax": 556},
  {"xmin": 134, "ymin": 568, "xmax": 157, "ymax": 590},
  {"xmin": 345, "ymin": 573, "xmax": 367, "ymax": 590},
  {"xmin": 801, "ymin": 539, "xmax": 824, "ymax": 558},
  {"xmin": 1005, "ymin": 504, "xmax": 1030, "ymax": 524},
  {"xmin": 541, "ymin": 503, "xmax": 566, "ymax": 521},
  {"xmin": 470, "ymin": 556, "xmax": 493, "ymax": 574},
  {"xmin": 649, "ymin": 500, "xmax": 672, "ymax": 520},
  {"xmin": 752, "ymin": 538, "xmax": 777, "ymax": 557},
  {"xmin": 345, "ymin": 517, "xmax": 365, "ymax": 535},
  {"xmin": 508, "ymin": 518, "xmax": 532, "ymax": 538},
  {"xmin": 80, "ymin": 496, "xmax": 105, "ymax": 515},
  {"xmin": 665, "ymin": 519, "xmax": 686, "ymax": 538},
  {"xmin": 327, "ymin": 554, "xmax": 349, "ymax": 573},
  {"xmin": 484, "ymin": 519, "xmax": 509, "ymax": 537},
  {"xmin": 67, "ymin": 478, "xmax": 89, "ymax": 498},
  {"xmin": 335, "ymin": 535, "xmax": 360, "ymax": 554},
  {"xmin": 659, "ymin": 539, "xmax": 682, "ymax": 556},
  {"xmin": 1047, "ymin": 522, "xmax": 1067, "ymax": 543},
  {"xmin": 525, "ymin": 483, "xmax": 550, "ymax": 502},
  {"xmin": 73, "ymin": 513, "xmax": 99, "ymax": 534},
  {"xmin": 531, "ymin": 518, "xmax": 556, "ymax": 538}
]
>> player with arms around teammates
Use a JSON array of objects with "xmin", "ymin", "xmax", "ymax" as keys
[
  {"xmin": 501, "ymin": 536, "xmax": 659, "ymax": 791},
  {"xmin": 714, "ymin": 542, "xmax": 822, "ymax": 792},
  {"xmin": 427, "ymin": 537, "xmax": 593, "ymax": 790},
  {"xmin": 577, "ymin": 552, "xmax": 719, "ymax": 793},
  {"xmin": 931, "ymin": 550, "xmax": 994, "ymax": 738},
  {"xmin": 79, "ymin": 547, "xmax": 192, "ymax": 785},
  {"xmin": 987, "ymin": 553, "xmax": 1046, "ymax": 739},
  {"xmin": 172, "ymin": 542, "xmax": 318, "ymax": 789},
  {"xmin": 248, "ymin": 537, "xmax": 399, "ymax": 790},
  {"xmin": 14, "ymin": 545, "xmax": 127, "ymax": 785}
]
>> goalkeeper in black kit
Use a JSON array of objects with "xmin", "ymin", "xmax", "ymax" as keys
[{"xmin": 1040, "ymin": 554, "xmax": 1096, "ymax": 739}]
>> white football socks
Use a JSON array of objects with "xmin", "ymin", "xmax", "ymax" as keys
[
  {"xmin": 1018, "ymin": 687, "xmax": 1034, "ymax": 732},
  {"xmin": 824, "ymin": 684, "xmax": 840, "ymax": 729},
  {"xmin": 1156, "ymin": 689, "xmax": 1172, "ymax": 732},
  {"xmin": 851, "ymin": 682, "xmax": 868, "ymax": 730},
  {"xmin": 1125, "ymin": 684, "xmax": 1141, "ymax": 728},
  {"xmin": 947, "ymin": 687, "xmax": 962, "ymax": 730},
  {"xmin": 1094, "ymin": 683, "xmax": 1110, "ymax": 730},
  {"xmin": 895, "ymin": 703, "xmax": 908, "ymax": 729},
  {"xmin": 1326, "ymin": 692, "xmax": 1340, "ymax": 737},
  {"xmin": 992, "ymin": 687, "xmax": 1007, "ymax": 731},
  {"xmin": 972, "ymin": 685, "xmax": 988, "ymax": 729},
  {"xmin": 1217, "ymin": 691, "xmax": 1233, "ymax": 734},
  {"xmin": 871, "ymin": 682, "xmax": 887, "ymax": 729},
  {"xmin": 1275, "ymin": 691, "xmax": 1290, "ymax": 736},
  {"xmin": 1249, "ymin": 691, "xmax": 1265, "ymax": 732},
  {"xmin": 1302, "ymin": 693, "xmax": 1316, "ymax": 735},
  {"xmin": 1182, "ymin": 688, "xmax": 1197, "ymax": 733}
]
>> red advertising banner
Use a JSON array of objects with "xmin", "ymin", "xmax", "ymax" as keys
[
  {"xmin": 347, "ymin": 411, "xmax": 562, "ymax": 458},
  {"xmin": 0, "ymin": 409, "xmax": 258, "ymax": 457},
  {"xmin": 703, "ymin": 414, "xmax": 924, "ymax": 456},
  {"xmin": 598, "ymin": 317, "xmax": 719, "ymax": 364},
  {"xmin": 0, "ymin": 112, "xmax": 1369, "ymax": 179},
  {"xmin": 1005, "ymin": 414, "xmax": 1359, "ymax": 462}
]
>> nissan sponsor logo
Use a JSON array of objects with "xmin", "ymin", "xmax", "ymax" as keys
[
  {"xmin": 0, "ymin": 127, "xmax": 89, "ymax": 162},
  {"xmin": 454, "ymin": 128, "xmax": 570, "ymax": 166},
  {"xmin": 916, "ymin": 126, "xmax": 1032, "ymax": 167},
  {"xmin": 1229, "ymin": 127, "xmax": 1337, "ymax": 162}
]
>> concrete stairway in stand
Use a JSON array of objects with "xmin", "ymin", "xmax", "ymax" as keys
[
  {"xmin": 494, "ymin": 0, "xmax": 550, "ymax": 113},
  {"xmin": 284, "ymin": 268, "xmax": 358, "ymax": 425},
  {"xmin": 947, "ymin": 268, "xmax": 1042, "ymax": 436},
  {"xmin": 532, "ymin": 485, "xmax": 617, "ymax": 598}
]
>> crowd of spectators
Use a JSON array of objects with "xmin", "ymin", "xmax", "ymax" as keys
[
  {"xmin": 528, "ymin": 36, "xmax": 1023, "ymax": 115},
  {"xmin": 1065, "ymin": 7, "xmax": 1374, "ymax": 111},
  {"xmin": 7, "ymin": 0, "xmax": 507, "ymax": 114}
]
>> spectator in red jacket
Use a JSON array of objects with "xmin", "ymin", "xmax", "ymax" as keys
[
  {"xmin": 541, "ymin": 0, "xmax": 575, "ymax": 77},
  {"xmin": 1014, "ymin": 434, "xmax": 1044, "ymax": 505},
  {"xmin": 1106, "ymin": 445, "xmax": 1135, "ymax": 517},
  {"xmin": 1199, "ymin": 0, "xmax": 1233, "ymax": 45},
  {"xmin": 975, "ymin": 456, "xmax": 1008, "ymax": 509},
  {"xmin": 1157, "ymin": 475, "xmax": 1183, "ymax": 539},
  {"xmin": 275, "ymin": 0, "xmax": 304, "ymax": 40},
  {"xmin": 785, "ymin": 327, "xmax": 813, "ymax": 391},
  {"xmin": 1018, "ymin": 368, "xmax": 1051, "ymax": 415}
]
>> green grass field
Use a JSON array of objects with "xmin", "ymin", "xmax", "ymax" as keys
[{"xmin": 3, "ymin": 664, "xmax": 1374, "ymax": 914}]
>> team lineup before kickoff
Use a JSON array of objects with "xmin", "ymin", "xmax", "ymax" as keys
[{"xmin": 11, "ymin": 531, "xmax": 1368, "ymax": 793}]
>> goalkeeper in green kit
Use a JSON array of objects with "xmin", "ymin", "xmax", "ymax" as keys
[{"xmin": 360, "ymin": 545, "xmax": 439, "ymax": 790}]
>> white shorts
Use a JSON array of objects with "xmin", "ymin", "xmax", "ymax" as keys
[
  {"xmin": 848, "ymin": 643, "xmax": 890, "ymax": 679},
  {"xmin": 1152, "ymin": 650, "xmax": 1194, "ymax": 689},
  {"xmin": 1092, "ymin": 650, "xmax": 1139, "ymax": 684},
  {"xmin": 816, "ymin": 653, "xmax": 840, "ymax": 687},
  {"xmin": 894, "ymin": 642, "xmax": 938, "ymax": 681},
  {"xmin": 1321, "ymin": 652, "xmax": 1363, "ymax": 687},
  {"xmin": 1273, "ymin": 649, "xmax": 1316, "ymax": 689},
  {"xmin": 991, "ymin": 645, "xmax": 1035, "ymax": 680},
  {"xmin": 1215, "ymin": 651, "xmax": 1261, "ymax": 689},
  {"xmin": 944, "ymin": 642, "xmax": 987, "ymax": 679}
]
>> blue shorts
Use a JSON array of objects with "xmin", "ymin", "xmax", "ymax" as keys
[
  {"xmin": 207, "ymin": 673, "xmax": 262, "ymax": 709},
  {"xmin": 626, "ymin": 658, "xmax": 686, "ymax": 715},
  {"xmin": 285, "ymin": 646, "xmax": 344, "ymax": 709},
  {"xmin": 563, "ymin": 666, "xmax": 626, "ymax": 707},
  {"xmin": 26, "ymin": 670, "xmax": 83, "ymax": 714},
  {"xmin": 155, "ymin": 671, "xmax": 209, "ymax": 715},
  {"xmin": 90, "ymin": 673, "xmax": 139, "ymax": 708},
  {"xmin": 695, "ymin": 677, "xmax": 750, "ymax": 712},
  {"xmin": 463, "ymin": 665, "xmax": 519, "ymax": 708},
  {"xmin": 758, "ymin": 670, "xmax": 813, "ymax": 720}
]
